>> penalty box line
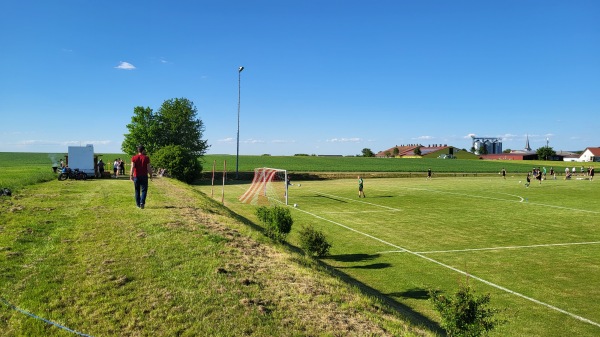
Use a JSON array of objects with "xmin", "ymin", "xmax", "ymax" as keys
[
  {"xmin": 291, "ymin": 197, "xmax": 600, "ymax": 329},
  {"xmin": 390, "ymin": 186, "xmax": 600, "ymax": 214},
  {"xmin": 381, "ymin": 241, "xmax": 600, "ymax": 254}
]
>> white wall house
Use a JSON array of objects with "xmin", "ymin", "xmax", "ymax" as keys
[{"xmin": 580, "ymin": 147, "xmax": 600, "ymax": 162}]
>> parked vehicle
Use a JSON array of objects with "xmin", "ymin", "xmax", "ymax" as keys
[{"xmin": 58, "ymin": 167, "xmax": 87, "ymax": 181}]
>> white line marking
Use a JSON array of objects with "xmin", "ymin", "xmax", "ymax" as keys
[
  {"xmin": 322, "ymin": 210, "xmax": 402, "ymax": 214},
  {"xmin": 291, "ymin": 196, "xmax": 600, "ymax": 329},
  {"xmin": 377, "ymin": 241, "xmax": 600, "ymax": 254},
  {"xmin": 378, "ymin": 186, "xmax": 600, "ymax": 214}
]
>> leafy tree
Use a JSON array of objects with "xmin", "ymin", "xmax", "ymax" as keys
[
  {"xmin": 361, "ymin": 148, "xmax": 375, "ymax": 157},
  {"xmin": 536, "ymin": 146, "xmax": 556, "ymax": 160},
  {"xmin": 155, "ymin": 98, "xmax": 208, "ymax": 157},
  {"xmin": 152, "ymin": 145, "xmax": 201, "ymax": 183},
  {"xmin": 414, "ymin": 147, "xmax": 422, "ymax": 156},
  {"xmin": 121, "ymin": 106, "xmax": 158, "ymax": 155},
  {"xmin": 430, "ymin": 284, "xmax": 502, "ymax": 337},
  {"xmin": 503, "ymin": 149, "xmax": 511, "ymax": 153},
  {"xmin": 122, "ymin": 98, "xmax": 209, "ymax": 157},
  {"xmin": 393, "ymin": 147, "xmax": 400, "ymax": 157},
  {"xmin": 384, "ymin": 151, "xmax": 391, "ymax": 158}
]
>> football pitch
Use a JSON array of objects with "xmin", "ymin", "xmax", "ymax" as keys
[{"xmin": 200, "ymin": 174, "xmax": 600, "ymax": 336}]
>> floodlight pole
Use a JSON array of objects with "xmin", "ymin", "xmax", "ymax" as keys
[{"xmin": 236, "ymin": 66, "xmax": 244, "ymax": 179}]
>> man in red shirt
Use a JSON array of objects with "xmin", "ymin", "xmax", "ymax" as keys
[{"xmin": 130, "ymin": 145, "xmax": 152, "ymax": 209}]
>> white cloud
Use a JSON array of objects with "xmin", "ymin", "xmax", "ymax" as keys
[
  {"xmin": 272, "ymin": 139, "xmax": 296, "ymax": 144},
  {"xmin": 415, "ymin": 135, "xmax": 433, "ymax": 140},
  {"xmin": 115, "ymin": 61, "xmax": 136, "ymax": 70},
  {"xmin": 218, "ymin": 137, "xmax": 234, "ymax": 143},
  {"xmin": 497, "ymin": 133, "xmax": 517, "ymax": 141},
  {"xmin": 327, "ymin": 137, "xmax": 361, "ymax": 143},
  {"xmin": 243, "ymin": 138, "xmax": 264, "ymax": 144},
  {"xmin": 85, "ymin": 140, "xmax": 112, "ymax": 145},
  {"xmin": 464, "ymin": 133, "xmax": 476, "ymax": 139}
]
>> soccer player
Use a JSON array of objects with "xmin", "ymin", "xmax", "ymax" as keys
[
  {"xmin": 501, "ymin": 168, "xmax": 506, "ymax": 179},
  {"xmin": 427, "ymin": 168, "xmax": 432, "ymax": 179},
  {"xmin": 358, "ymin": 176, "xmax": 365, "ymax": 198},
  {"xmin": 525, "ymin": 172, "xmax": 531, "ymax": 188}
]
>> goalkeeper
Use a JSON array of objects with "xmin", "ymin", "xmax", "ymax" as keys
[{"xmin": 358, "ymin": 176, "xmax": 365, "ymax": 198}]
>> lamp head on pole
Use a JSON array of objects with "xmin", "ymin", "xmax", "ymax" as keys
[{"xmin": 239, "ymin": 66, "xmax": 244, "ymax": 72}]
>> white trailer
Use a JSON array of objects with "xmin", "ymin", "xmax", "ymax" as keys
[{"xmin": 67, "ymin": 145, "xmax": 95, "ymax": 177}]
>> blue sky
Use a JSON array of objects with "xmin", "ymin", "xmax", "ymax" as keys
[{"xmin": 1, "ymin": 0, "xmax": 598, "ymax": 156}]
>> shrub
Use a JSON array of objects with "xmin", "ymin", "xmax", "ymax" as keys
[
  {"xmin": 429, "ymin": 283, "xmax": 502, "ymax": 337},
  {"xmin": 255, "ymin": 205, "xmax": 293, "ymax": 242},
  {"xmin": 298, "ymin": 225, "xmax": 331, "ymax": 257},
  {"xmin": 152, "ymin": 145, "xmax": 202, "ymax": 183}
]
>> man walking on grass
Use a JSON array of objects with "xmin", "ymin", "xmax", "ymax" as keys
[{"xmin": 130, "ymin": 145, "xmax": 152, "ymax": 209}]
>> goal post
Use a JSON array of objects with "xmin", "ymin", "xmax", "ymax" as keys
[{"xmin": 239, "ymin": 167, "xmax": 288, "ymax": 205}]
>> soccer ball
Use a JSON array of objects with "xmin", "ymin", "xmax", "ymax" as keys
[
  {"xmin": 298, "ymin": 184, "xmax": 301, "ymax": 187},
  {"xmin": 293, "ymin": 204, "xmax": 297, "ymax": 208},
  {"xmin": 519, "ymin": 181, "xmax": 522, "ymax": 184}
]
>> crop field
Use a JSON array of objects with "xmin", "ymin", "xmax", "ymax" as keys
[
  {"xmin": 202, "ymin": 154, "xmax": 580, "ymax": 174},
  {"xmin": 198, "ymin": 173, "xmax": 600, "ymax": 336}
]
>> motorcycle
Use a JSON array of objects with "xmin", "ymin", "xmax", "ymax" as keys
[{"xmin": 58, "ymin": 167, "xmax": 87, "ymax": 181}]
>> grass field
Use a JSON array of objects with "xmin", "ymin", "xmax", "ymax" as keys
[
  {"xmin": 2, "ymin": 152, "xmax": 598, "ymax": 336},
  {"xmin": 1, "ymin": 177, "xmax": 428, "ymax": 336},
  {"xmin": 197, "ymin": 173, "xmax": 600, "ymax": 336}
]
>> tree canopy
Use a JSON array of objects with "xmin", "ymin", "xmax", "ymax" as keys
[
  {"xmin": 536, "ymin": 146, "xmax": 556, "ymax": 160},
  {"xmin": 122, "ymin": 98, "xmax": 209, "ymax": 157},
  {"xmin": 361, "ymin": 148, "xmax": 375, "ymax": 157}
]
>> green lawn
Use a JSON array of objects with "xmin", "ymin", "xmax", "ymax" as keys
[
  {"xmin": 1, "ymin": 176, "xmax": 425, "ymax": 336},
  {"xmin": 197, "ymin": 174, "xmax": 600, "ymax": 336}
]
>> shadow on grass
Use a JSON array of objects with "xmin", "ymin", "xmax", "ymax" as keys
[
  {"xmin": 389, "ymin": 288, "xmax": 431, "ymax": 300},
  {"xmin": 340, "ymin": 263, "xmax": 393, "ymax": 270},
  {"xmin": 328, "ymin": 253, "xmax": 380, "ymax": 263},
  {"xmin": 314, "ymin": 194, "xmax": 348, "ymax": 203},
  {"xmin": 183, "ymin": 185, "xmax": 445, "ymax": 335},
  {"xmin": 316, "ymin": 260, "xmax": 444, "ymax": 335},
  {"xmin": 204, "ymin": 209, "xmax": 445, "ymax": 335}
]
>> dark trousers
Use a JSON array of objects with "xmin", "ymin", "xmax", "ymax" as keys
[{"xmin": 133, "ymin": 176, "xmax": 149, "ymax": 207}]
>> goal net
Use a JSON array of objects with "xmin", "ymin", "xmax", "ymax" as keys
[{"xmin": 239, "ymin": 168, "xmax": 288, "ymax": 206}]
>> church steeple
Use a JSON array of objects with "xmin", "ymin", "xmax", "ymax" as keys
[{"xmin": 524, "ymin": 134, "xmax": 532, "ymax": 152}]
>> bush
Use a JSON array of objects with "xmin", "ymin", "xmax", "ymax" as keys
[
  {"xmin": 298, "ymin": 225, "xmax": 331, "ymax": 257},
  {"xmin": 152, "ymin": 145, "xmax": 202, "ymax": 183},
  {"xmin": 429, "ymin": 283, "xmax": 502, "ymax": 337},
  {"xmin": 255, "ymin": 205, "xmax": 293, "ymax": 242}
]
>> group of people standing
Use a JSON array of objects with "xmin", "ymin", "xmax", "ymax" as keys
[
  {"xmin": 113, "ymin": 158, "xmax": 126, "ymax": 177},
  {"xmin": 564, "ymin": 166, "xmax": 595, "ymax": 181}
]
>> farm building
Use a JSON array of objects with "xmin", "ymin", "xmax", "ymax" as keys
[
  {"xmin": 471, "ymin": 136, "xmax": 503, "ymax": 154},
  {"xmin": 375, "ymin": 144, "xmax": 475, "ymax": 159},
  {"xmin": 579, "ymin": 147, "xmax": 600, "ymax": 162},
  {"xmin": 480, "ymin": 153, "xmax": 538, "ymax": 160}
]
